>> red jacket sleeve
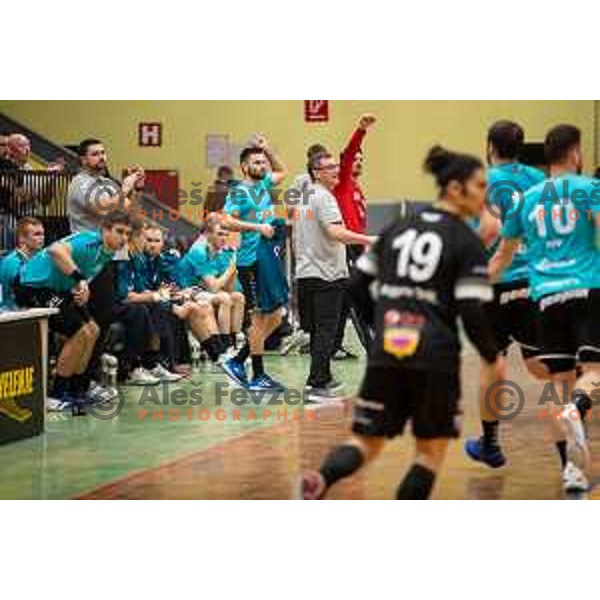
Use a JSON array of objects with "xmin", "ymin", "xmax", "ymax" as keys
[{"xmin": 338, "ymin": 127, "xmax": 366, "ymax": 186}]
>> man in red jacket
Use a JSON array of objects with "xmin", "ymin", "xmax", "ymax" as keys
[{"xmin": 332, "ymin": 114, "xmax": 377, "ymax": 358}]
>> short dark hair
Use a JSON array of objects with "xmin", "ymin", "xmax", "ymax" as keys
[
  {"xmin": 544, "ymin": 124, "xmax": 581, "ymax": 165},
  {"xmin": 217, "ymin": 165, "xmax": 233, "ymax": 179},
  {"xmin": 239, "ymin": 146, "xmax": 265, "ymax": 165},
  {"xmin": 77, "ymin": 138, "xmax": 103, "ymax": 157},
  {"xmin": 307, "ymin": 144, "xmax": 327, "ymax": 160},
  {"xmin": 101, "ymin": 210, "xmax": 132, "ymax": 229},
  {"xmin": 424, "ymin": 145, "xmax": 483, "ymax": 192},
  {"xmin": 487, "ymin": 120, "xmax": 524, "ymax": 160},
  {"xmin": 307, "ymin": 151, "xmax": 333, "ymax": 182}
]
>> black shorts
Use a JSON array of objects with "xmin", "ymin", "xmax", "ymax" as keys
[
  {"xmin": 14, "ymin": 284, "xmax": 92, "ymax": 337},
  {"xmin": 487, "ymin": 281, "xmax": 540, "ymax": 359},
  {"xmin": 352, "ymin": 366, "xmax": 461, "ymax": 439},
  {"xmin": 536, "ymin": 288, "xmax": 600, "ymax": 374},
  {"xmin": 237, "ymin": 265, "xmax": 258, "ymax": 312}
]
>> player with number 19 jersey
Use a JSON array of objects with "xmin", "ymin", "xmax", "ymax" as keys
[{"xmin": 358, "ymin": 206, "xmax": 492, "ymax": 374}]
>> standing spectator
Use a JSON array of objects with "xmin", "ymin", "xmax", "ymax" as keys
[
  {"xmin": 0, "ymin": 134, "xmax": 34, "ymax": 250},
  {"xmin": 294, "ymin": 151, "xmax": 374, "ymax": 400},
  {"xmin": 3, "ymin": 134, "xmax": 33, "ymax": 170},
  {"xmin": 67, "ymin": 138, "xmax": 144, "ymax": 233},
  {"xmin": 332, "ymin": 114, "xmax": 377, "ymax": 359},
  {"xmin": 65, "ymin": 138, "xmax": 145, "ymax": 397}
]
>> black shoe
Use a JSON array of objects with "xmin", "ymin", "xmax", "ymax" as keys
[{"xmin": 304, "ymin": 380, "xmax": 345, "ymax": 403}]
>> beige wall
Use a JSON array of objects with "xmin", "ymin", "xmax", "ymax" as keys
[{"xmin": 1, "ymin": 100, "xmax": 596, "ymax": 203}]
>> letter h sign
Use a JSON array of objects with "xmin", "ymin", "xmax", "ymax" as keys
[{"xmin": 139, "ymin": 123, "xmax": 162, "ymax": 147}]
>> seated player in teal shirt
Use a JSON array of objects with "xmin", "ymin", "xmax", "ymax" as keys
[
  {"xmin": 129, "ymin": 224, "xmax": 230, "ymax": 371},
  {"xmin": 177, "ymin": 215, "xmax": 245, "ymax": 353},
  {"xmin": 489, "ymin": 124, "xmax": 599, "ymax": 493},
  {"xmin": 0, "ymin": 217, "xmax": 45, "ymax": 310},
  {"xmin": 220, "ymin": 134, "xmax": 290, "ymax": 391},
  {"xmin": 15, "ymin": 211, "xmax": 133, "ymax": 410}
]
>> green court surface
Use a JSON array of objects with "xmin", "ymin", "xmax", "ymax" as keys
[{"xmin": 0, "ymin": 354, "xmax": 365, "ymax": 499}]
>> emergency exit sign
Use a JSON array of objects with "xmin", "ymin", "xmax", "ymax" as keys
[{"xmin": 304, "ymin": 101, "xmax": 329, "ymax": 123}]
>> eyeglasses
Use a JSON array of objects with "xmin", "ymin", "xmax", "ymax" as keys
[{"xmin": 315, "ymin": 164, "xmax": 339, "ymax": 171}]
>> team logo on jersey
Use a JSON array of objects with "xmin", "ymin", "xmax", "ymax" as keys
[{"xmin": 383, "ymin": 326, "xmax": 421, "ymax": 359}]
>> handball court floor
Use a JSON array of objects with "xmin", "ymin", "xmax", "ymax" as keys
[{"xmin": 2, "ymin": 332, "xmax": 600, "ymax": 500}]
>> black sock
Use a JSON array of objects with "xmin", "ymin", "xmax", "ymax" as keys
[
  {"xmin": 482, "ymin": 420, "xmax": 500, "ymax": 448},
  {"xmin": 396, "ymin": 464, "xmax": 436, "ymax": 500},
  {"xmin": 141, "ymin": 350, "xmax": 160, "ymax": 370},
  {"xmin": 320, "ymin": 444, "xmax": 365, "ymax": 489},
  {"xmin": 556, "ymin": 440, "xmax": 568, "ymax": 469},
  {"xmin": 573, "ymin": 392, "xmax": 592, "ymax": 421},
  {"xmin": 230, "ymin": 333, "xmax": 238, "ymax": 349},
  {"xmin": 201, "ymin": 335, "xmax": 222, "ymax": 362},
  {"xmin": 219, "ymin": 334, "xmax": 231, "ymax": 351},
  {"xmin": 52, "ymin": 375, "xmax": 71, "ymax": 398},
  {"xmin": 71, "ymin": 374, "xmax": 90, "ymax": 396},
  {"xmin": 251, "ymin": 355, "xmax": 265, "ymax": 379},
  {"xmin": 235, "ymin": 343, "xmax": 250, "ymax": 364}
]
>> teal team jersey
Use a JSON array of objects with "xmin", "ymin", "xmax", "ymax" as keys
[
  {"xmin": 502, "ymin": 173, "xmax": 600, "ymax": 300},
  {"xmin": 223, "ymin": 172, "xmax": 275, "ymax": 267},
  {"xmin": 116, "ymin": 249, "xmax": 182, "ymax": 301},
  {"xmin": 176, "ymin": 240, "xmax": 235, "ymax": 289},
  {"xmin": 20, "ymin": 230, "xmax": 114, "ymax": 292},
  {"xmin": 488, "ymin": 163, "xmax": 546, "ymax": 283},
  {"xmin": 114, "ymin": 253, "xmax": 145, "ymax": 302},
  {"xmin": 0, "ymin": 250, "xmax": 29, "ymax": 308}
]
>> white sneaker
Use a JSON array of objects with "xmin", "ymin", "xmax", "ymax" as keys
[
  {"xmin": 87, "ymin": 381, "xmax": 119, "ymax": 403},
  {"xmin": 149, "ymin": 364, "xmax": 183, "ymax": 382},
  {"xmin": 47, "ymin": 397, "xmax": 72, "ymax": 412},
  {"xmin": 562, "ymin": 461, "xmax": 589, "ymax": 493},
  {"xmin": 127, "ymin": 367, "xmax": 160, "ymax": 386},
  {"xmin": 280, "ymin": 330, "xmax": 310, "ymax": 356},
  {"xmin": 562, "ymin": 404, "xmax": 591, "ymax": 471}
]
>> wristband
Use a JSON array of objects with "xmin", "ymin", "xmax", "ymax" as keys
[{"xmin": 70, "ymin": 269, "xmax": 85, "ymax": 283}]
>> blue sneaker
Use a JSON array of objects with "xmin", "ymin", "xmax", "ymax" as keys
[
  {"xmin": 221, "ymin": 358, "xmax": 248, "ymax": 387},
  {"xmin": 248, "ymin": 373, "xmax": 286, "ymax": 392},
  {"xmin": 465, "ymin": 437, "xmax": 506, "ymax": 469}
]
